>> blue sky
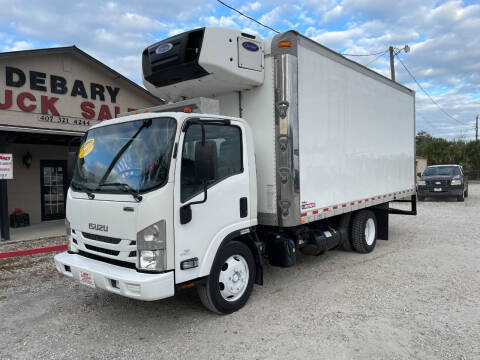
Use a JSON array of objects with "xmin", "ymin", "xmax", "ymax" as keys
[{"xmin": 0, "ymin": 0, "xmax": 479, "ymax": 140}]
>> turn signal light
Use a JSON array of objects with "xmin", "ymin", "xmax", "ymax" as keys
[{"xmin": 184, "ymin": 107, "xmax": 192, "ymax": 113}]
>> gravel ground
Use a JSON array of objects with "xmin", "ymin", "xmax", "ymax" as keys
[{"xmin": 1, "ymin": 186, "xmax": 479, "ymax": 360}]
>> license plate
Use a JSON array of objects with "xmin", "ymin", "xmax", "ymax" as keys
[
  {"xmin": 434, "ymin": 188, "xmax": 442, "ymax": 192},
  {"xmin": 79, "ymin": 271, "xmax": 95, "ymax": 288}
]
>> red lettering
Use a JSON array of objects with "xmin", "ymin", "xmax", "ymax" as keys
[
  {"xmin": 127, "ymin": 108, "xmax": 137, "ymax": 113},
  {"xmin": 114, "ymin": 106, "xmax": 121, "ymax": 118},
  {"xmin": 17, "ymin": 92, "xmax": 36, "ymax": 112},
  {"xmin": 41, "ymin": 96, "xmax": 59, "ymax": 115},
  {"xmin": 0, "ymin": 90, "xmax": 13, "ymax": 110},
  {"xmin": 81, "ymin": 101, "xmax": 95, "ymax": 119},
  {"xmin": 98, "ymin": 105, "xmax": 112, "ymax": 121}
]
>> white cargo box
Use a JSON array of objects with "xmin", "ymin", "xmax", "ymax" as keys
[
  {"xmin": 142, "ymin": 29, "xmax": 416, "ymax": 227},
  {"xmin": 211, "ymin": 31, "xmax": 415, "ymax": 226}
]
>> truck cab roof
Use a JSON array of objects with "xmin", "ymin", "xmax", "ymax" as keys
[{"xmin": 88, "ymin": 111, "xmax": 245, "ymax": 131}]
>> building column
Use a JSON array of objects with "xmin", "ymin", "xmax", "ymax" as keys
[{"xmin": 0, "ymin": 136, "xmax": 10, "ymax": 241}]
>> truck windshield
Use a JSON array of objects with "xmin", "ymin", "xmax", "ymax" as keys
[
  {"xmin": 423, "ymin": 166, "xmax": 461, "ymax": 176},
  {"xmin": 72, "ymin": 117, "xmax": 177, "ymax": 194}
]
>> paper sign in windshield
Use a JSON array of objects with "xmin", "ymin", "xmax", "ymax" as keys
[{"xmin": 79, "ymin": 139, "xmax": 95, "ymax": 158}]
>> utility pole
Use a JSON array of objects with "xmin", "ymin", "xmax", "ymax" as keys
[
  {"xmin": 476, "ymin": 115, "xmax": 478, "ymax": 141},
  {"xmin": 389, "ymin": 46, "xmax": 395, "ymax": 81}
]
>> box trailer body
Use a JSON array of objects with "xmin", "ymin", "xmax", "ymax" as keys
[{"xmin": 55, "ymin": 27, "xmax": 416, "ymax": 314}]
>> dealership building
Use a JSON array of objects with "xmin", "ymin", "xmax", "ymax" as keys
[{"xmin": 0, "ymin": 46, "xmax": 161, "ymax": 240}]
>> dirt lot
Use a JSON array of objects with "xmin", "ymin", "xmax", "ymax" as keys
[{"xmin": 1, "ymin": 186, "xmax": 479, "ymax": 360}]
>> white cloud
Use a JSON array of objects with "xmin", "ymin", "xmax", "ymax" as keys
[
  {"xmin": 0, "ymin": 0, "xmax": 478, "ymax": 138},
  {"xmin": 3, "ymin": 40, "xmax": 33, "ymax": 51}
]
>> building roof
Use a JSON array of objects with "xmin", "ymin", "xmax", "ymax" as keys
[{"xmin": 0, "ymin": 45, "xmax": 162, "ymax": 103}]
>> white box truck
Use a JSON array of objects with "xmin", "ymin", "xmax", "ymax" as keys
[{"xmin": 54, "ymin": 27, "xmax": 416, "ymax": 314}]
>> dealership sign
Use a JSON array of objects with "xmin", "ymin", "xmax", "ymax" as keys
[
  {"xmin": 0, "ymin": 66, "xmax": 139, "ymax": 123},
  {"xmin": 0, "ymin": 153, "xmax": 13, "ymax": 179}
]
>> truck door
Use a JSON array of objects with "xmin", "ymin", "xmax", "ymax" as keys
[{"xmin": 174, "ymin": 121, "xmax": 251, "ymax": 284}]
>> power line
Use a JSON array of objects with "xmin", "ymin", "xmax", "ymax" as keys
[
  {"xmin": 215, "ymin": 0, "xmax": 280, "ymax": 34},
  {"xmin": 364, "ymin": 49, "xmax": 389, "ymax": 67},
  {"xmin": 396, "ymin": 57, "xmax": 470, "ymax": 127},
  {"xmin": 342, "ymin": 50, "xmax": 388, "ymax": 57}
]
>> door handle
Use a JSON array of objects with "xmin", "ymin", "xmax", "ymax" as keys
[{"xmin": 240, "ymin": 197, "xmax": 248, "ymax": 218}]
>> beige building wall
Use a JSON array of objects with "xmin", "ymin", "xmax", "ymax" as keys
[
  {"xmin": 0, "ymin": 50, "xmax": 160, "ymax": 131},
  {"xmin": 6, "ymin": 143, "xmax": 69, "ymax": 224}
]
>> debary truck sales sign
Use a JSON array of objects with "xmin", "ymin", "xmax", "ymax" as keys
[{"xmin": 0, "ymin": 51, "xmax": 158, "ymax": 132}]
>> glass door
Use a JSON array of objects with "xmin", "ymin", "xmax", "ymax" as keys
[{"xmin": 40, "ymin": 160, "xmax": 67, "ymax": 221}]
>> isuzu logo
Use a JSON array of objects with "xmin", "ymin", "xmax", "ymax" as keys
[
  {"xmin": 155, "ymin": 43, "xmax": 173, "ymax": 54},
  {"xmin": 89, "ymin": 223, "xmax": 108, "ymax": 232},
  {"xmin": 242, "ymin": 41, "xmax": 259, "ymax": 52}
]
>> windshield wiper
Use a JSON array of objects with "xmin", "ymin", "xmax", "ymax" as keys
[
  {"xmin": 98, "ymin": 182, "xmax": 143, "ymax": 202},
  {"xmin": 97, "ymin": 118, "xmax": 152, "ymax": 187},
  {"xmin": 71, "ymin": 182, "xmax": 95, "ymax": 199}
]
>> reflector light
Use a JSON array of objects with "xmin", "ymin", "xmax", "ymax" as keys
[
  {"xmin": 278, "ymin": 41, "xmax": 292, "ymax": 47},
  {"xmin": 184, "ymin": 107, "xmax": 192, "ymax": 113}
]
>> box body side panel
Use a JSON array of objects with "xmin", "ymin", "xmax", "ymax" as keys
[{"xmin": 297, "ymin": 43, "xmax": 415, "ymax": 212}]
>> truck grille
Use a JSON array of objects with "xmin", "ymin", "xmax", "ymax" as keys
[
  {"xmin": 84, "ymin": 244, "xmax": 120, "ymax": 256},
  {"xmin": 82, "ymin": 232, "xmax": 121, "ymax": 244},
  {"xmin": 426, "ymin": 180, "xmax": 450, "ymax": 187},
  {"xmin": 73, "ymin": 230, "xmax": 137, "ymax": 266}
]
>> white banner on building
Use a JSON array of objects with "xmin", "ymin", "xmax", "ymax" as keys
[{"xmin": 0, "ymin": 153, "xmax": 13, "ymax": 179}]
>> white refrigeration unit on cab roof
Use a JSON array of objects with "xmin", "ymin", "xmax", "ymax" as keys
[{"xmin": 142, "ymin": 27, "xmax": 265, "ymax": 102}]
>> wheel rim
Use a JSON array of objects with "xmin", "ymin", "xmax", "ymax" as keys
[
  {"xmin": 218, "ymin": 254, "xmax": 249, "ymax": 302},
  {"xmin": 365, "ymin": 218, "xmax": 375, "ymax": 246}
]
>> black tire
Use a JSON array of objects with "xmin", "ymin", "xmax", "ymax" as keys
[
  {"xmin": 457, "ymin": 192, "xmax": 465, "ymax": 202},
  {"xmin": 351, "ymin": 210, "xmax": 377, "ymax": 254},
  {"xmin": 465, "ymin": 187, "xmax": 468, "ymax": 198},
  {"xmin": 197, "ymin": 241, "xmax": 255, "ymax": 314},
  {"xmin": 418, "ymin": 196, "xmax": 425, "ymax": 201}
]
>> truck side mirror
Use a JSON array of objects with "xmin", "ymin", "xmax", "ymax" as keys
[
  {"xmin": 180, "ymin": 141, "xmax": 218, "ymax": 225},
  {"xmin": 67, "ymin": 152, "xmax": 77, "ymax": 182},
  {"xmin": 463, "ymin": 170, "xmax": 469, "ymax": 176},
  {"xmin": 417, "ymin": 172, "xmax": 422, "ymax": 177}
]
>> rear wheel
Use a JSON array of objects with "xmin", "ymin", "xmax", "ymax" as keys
[
  {"xmin": 351, "ymin": 210, "xmax": 377, "ymax": 253},
  {"xmin": 197, "ymin": 241, "xmax": 255, "ymax": 314}
]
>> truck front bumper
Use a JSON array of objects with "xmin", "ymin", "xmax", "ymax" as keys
[
  {"xmin": 417, "ymin": 186, "xmax": 463, "ymax": 198},
  {"xmin": 54, "ymin": 252, "xmax": 174, "ymax": 301}
]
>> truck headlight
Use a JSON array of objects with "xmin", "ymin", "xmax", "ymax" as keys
[
  {"xmin": 418, "ymin": 180, "xmax": 426, "ymax": 186},
  {"xmin": 451, "ymin": 179, "xmax": 462, "ymax": 185},
  {"xmin": 139, "ymin": 250, "xmax": 165, "ymax": 271},
  {"xmin": 137, "ymin": 220, "xmax": 166, "ymax": 271}
]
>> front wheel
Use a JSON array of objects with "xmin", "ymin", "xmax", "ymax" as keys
[
  {"xmin": 457, "ymin": 192, "xmax": 465, "ymax": 202},
  {"xmin": 464, "ymin": 187, "xmax": 468, "ymax": 198},
  {"xmin": 197, "ymin": 241, "xmax": 255, "ymax": 314},
  {"xmin": 351, "ymin": 210, "xmax": 377, "ymax": 253}
]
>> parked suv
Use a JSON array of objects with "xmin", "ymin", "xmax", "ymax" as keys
[{"xmin": 417, "ymin": 165, "xmax": 468, "ymax": 202}]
